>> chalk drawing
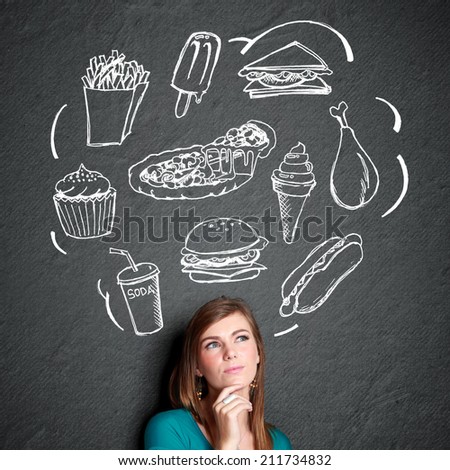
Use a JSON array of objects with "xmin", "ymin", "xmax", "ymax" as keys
[
  {"xmin": 97, "ymin": 279, "xmax": 124, "ymax": 332},
  {"xmin": 279, "ymin": 233, "xmax": 364, "ymax": 316},
  {"xmin": 129, "ymin": 120, "xmax": 276, "ymax": 200},
  {"xmin": 274, "ymin": 324, "xmax": 299, "ymax": 337},
  {"xmin": 51, "ymin": 104, "xmax": 67, "ymax": 160},
  {"xmin": 272, "ymin": 142, "xmax": 316, "ymax": 244},
  {"xmin": 181, "ymin": 218, "xmax": 269, "ymax": 283},
  {"xmin": 53, "ymin": 164, "xmax": 117, "ymax": 239},
  {"xmin": 382, "ymin": 155, "xmax": 409, "ymax": 218},
  {"xmin": 171, "ymin": 32, "xmax": 221, "ymax": 118},
  {"xmin": 238, "ymin": 42, "xmax": 332, "ymax": 98},
  {"xmin": 82, "ymin": 50, "xmax": 150, "ymax": 146},
  {"xmin": 50, "ymin": 230, "xmax": 67, "ymax": 255},
  {"xmin": 376, "ymin": 96, "xmax": 402, "ymax": 133},
  {"xmin": 330, "ymin": 101, "xmax": 380, "ymax": 210},
  {"xmin": 110, "ymin": 248, "xmax": 163, "ymax": 336},
  {"xmin": 229, "ymin": 20, "xmax": 354, "ymax": 62}
]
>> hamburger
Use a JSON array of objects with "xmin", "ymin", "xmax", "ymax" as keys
[
  {"xmin": 238, "ymin": 41, "xmax": 332, "ymax": 98},
  {"xmin": 181, "ymin": 218, "xmax": 269, "ymax": 283}
]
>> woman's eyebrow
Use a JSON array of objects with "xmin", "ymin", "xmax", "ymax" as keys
[
  {"xmin": 200, "ymin": 329, "xmax": 250, "ymax": 344},
  {"xmin": 200, "ymin": 335, "xmax": 220, "ymax": 344},
  {"xmin": 232, "ymin": 329, "xmax": 250, "ymax": 336}
]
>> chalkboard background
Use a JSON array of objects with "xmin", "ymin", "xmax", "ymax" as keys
[{"xmin": 2, "ymin": 0, "xmax": 449, "ymax": 449}]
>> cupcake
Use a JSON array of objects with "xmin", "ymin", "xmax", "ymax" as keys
[{"xmin": 53, "ymin": 164, "xmax": 116, "ymax": 239}]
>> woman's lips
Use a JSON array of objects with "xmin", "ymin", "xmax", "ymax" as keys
[{"xmin": 224, "ymin": 366, "xmax": 244, "ymax": 374}]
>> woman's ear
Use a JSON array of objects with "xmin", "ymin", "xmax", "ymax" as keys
[{"xmin": 195, "ymin": 367, "xmax": 203, "ymax": 377}]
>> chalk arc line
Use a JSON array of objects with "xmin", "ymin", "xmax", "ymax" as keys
[
  {"xmin": 229, "ymin": 20, "xmax": 354, "ymax": 62},
  {"xmin": 50, "ymin": 231, "xmax": 67, "ymax": 255},
  {"xmin": 97, "ymin": 279, "xmax": 124, "ymax": 331},
  {"xmin": 376, "ymin": 97, "xmax": 402, "ymax": 133},
  {"xmin": 382, "ymin": 155, "xmax": 409, "ymax": 218},
  {"xmin": 51, "ymin": 104, "xmax": 67, "ymax": 160},
  {"xmin": 274, "ymin": 323, "xmax": 299, "ymax": 337}
]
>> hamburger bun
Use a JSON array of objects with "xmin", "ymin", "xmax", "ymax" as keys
[
  {"xmin": 181, "ymin": 218, "xmax": 269, "ymax": 283},
  {"xmin": 183, "ymin": 218, "xmax": 267, "ymax": 255}
]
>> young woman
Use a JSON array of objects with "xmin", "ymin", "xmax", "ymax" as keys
[{"xmin": 144, "ymin": 297, "xmax": 292, "ymax": 450}]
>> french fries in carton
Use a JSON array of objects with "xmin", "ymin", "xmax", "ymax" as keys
[{"xmin": 82, "ymin": 50, "xmax": 150, "ymax": 147}]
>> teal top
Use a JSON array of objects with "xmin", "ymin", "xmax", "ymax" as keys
[{"xmin": 144, "ymin": 408, "xmax": 292, "ymax": 450}]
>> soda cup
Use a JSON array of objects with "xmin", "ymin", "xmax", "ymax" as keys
[{"xmin": 117, "ymin": 262, "xmax": 163, "ymax": 336}]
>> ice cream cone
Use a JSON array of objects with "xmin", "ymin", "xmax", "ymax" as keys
[
  {"xmin": 276, "ymin": 186, "xmax": 314, "ymax": 244},
  {"xmin": 272, "ymin": 142, "xmax": 316, "ymax": 244}
]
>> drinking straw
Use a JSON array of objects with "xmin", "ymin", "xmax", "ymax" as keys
[{"xmin": 110, "ymin": 248, "xmax": 138, "ymax": 272}]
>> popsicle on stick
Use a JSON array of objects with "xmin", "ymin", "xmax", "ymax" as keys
[{"xmin": 171, "ymin": 32, "xmax": 221, "ymax": 118}]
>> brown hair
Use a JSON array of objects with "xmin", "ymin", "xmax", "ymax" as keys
[{"xmin": 169, "ymin": 296, "xmax": 273, "ymax": 450}]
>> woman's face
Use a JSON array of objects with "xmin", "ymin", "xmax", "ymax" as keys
[{"xmin": 195, "ymin": 311, "xmax": 260, "ymax": 395}]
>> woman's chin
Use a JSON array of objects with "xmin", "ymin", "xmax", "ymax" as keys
[{"xmin": 223, "ymin": 377, "xmax": 251, "ymax": 389}]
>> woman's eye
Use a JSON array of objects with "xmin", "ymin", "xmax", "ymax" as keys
[
  {"xmin": 236, "ymin": 335, "xmax": 249, "ymax": 342},
  {"xmin": 206, "ymin": 342, "xmax": 220, "ymax": 350}
]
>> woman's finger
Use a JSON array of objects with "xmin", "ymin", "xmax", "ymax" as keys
[
  {"xmin": 215, "ymin": 393, "xmax": 251, "ymax": 410},
  {"xmin": 216, "ymin": 384, "xmax": 245, "ymax": 403},
  {"xmin": 214, "ymin": 384, "xmax": 246, "ymax": 412},
  {"xmin": 222, "ymin": 393, "xmax": 238, "ymax": 405},
  {"xmin": 221, "ymin": 400, "xmax": 253, "ymax": 417},
  {"xmin": 216, "ymin": 395, "xmax": 252, "ymax": 415}
]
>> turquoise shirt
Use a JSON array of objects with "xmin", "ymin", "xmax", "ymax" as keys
[{"xmin": 144, "ymin": 408, "xmax": 292, "ymax": 450}]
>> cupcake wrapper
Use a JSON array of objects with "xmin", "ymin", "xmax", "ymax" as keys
[{"xmin": 54, "ymin": 190, "xmax": 116, "ymax": 239}]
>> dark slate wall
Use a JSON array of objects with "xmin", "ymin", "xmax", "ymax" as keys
[{"xmin": 2, "ymin": 0, "xmax": 449, "ymax": 449}]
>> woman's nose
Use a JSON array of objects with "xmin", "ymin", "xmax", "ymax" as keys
[{"xmin": 223, "ymin": 344, "xmax": 237, "ymax": 359}]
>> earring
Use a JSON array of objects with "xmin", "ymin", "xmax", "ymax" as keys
[
  {"xmin": 195, "ymin": 376, "xmax": 203, "ymax": 401},
  {"xmin": 249, "ymin": 378, "xmax": 258, "ymax": 390}
]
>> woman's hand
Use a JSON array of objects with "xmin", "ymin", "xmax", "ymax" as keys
[{"xmin": 212, "ymin": 384, "xmax": 252, "ymax": 450}]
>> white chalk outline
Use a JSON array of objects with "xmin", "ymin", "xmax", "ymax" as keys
[
  {"xmin": 171, "ymin": 32, "xmax": 221, "ymax": 118},
  {"xmin": 271, "ymin": 141, "xmax": 317, "ymax": 244},
  {"xmin": 376, "ymin": 97, "xmax": 402, "ymax": 133},
  {"xmin": 50, "ymin": 230, "xmax": 67, "ymax": 255},
  {"xmin": 229, "ymin": 20, "xmax": 354, "ymax": 62},
  {"xmin": 180, "ymin": 217, "xmax": 269, "ymax": 283},
  {"xmin": 280, "ymin": 233, "xmax": 364, "ymax": 316},
  {"xmin": 82, "ymin": 50, "xmax": 150, "ymax": 147},
  {"xmin": 238, "ymin": 41, "xmax": 333, "ymax": 99},
  {"xmin": 53, "ymin": 164, "xmax": 117, "ymax": 239},
  {"xmin": 51, "ymin": 104, "xmax": 67, "ymax": 160},
  {"xmin": 129, "ymin": 120, "xmax": 276, "ymax": 200},
  {"xmin": 330, "ymin": 101, "xmax": 380, "ymax": 210},
  {"xmin": 274, "ymin": 324, "xmax": 299, "ymax": 337},
  {"xmin": 97, "ymin": 279, "xmax": 124, "ymax": 331},
  {"xmin": 110, "ymin": 248, "xmax": 164, "ymax": 336},
  {"xmin": 382, "ymin": 155, "xmax": 409, "ymax": 218}
]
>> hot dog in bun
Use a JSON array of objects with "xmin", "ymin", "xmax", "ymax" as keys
[{"xmin": 280, "ymin": 233, "xmax": 363, "ymax": 316}]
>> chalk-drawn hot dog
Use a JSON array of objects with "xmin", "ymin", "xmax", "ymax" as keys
[{"xmin": 279, "ymin": 233, "xmax": 363, "ymax": 316}]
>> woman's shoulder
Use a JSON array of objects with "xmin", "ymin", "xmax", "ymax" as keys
[
  {"xmin": 144, "ymin": 408, "xmax": 194, "ymax": 449},
  {"xmin": 269, "ymin": 426, "xmax": 293, "ymax": 450},
  {"xmin": 148, "ymin": 408, "xmax": 191, "ymax": 425}
]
